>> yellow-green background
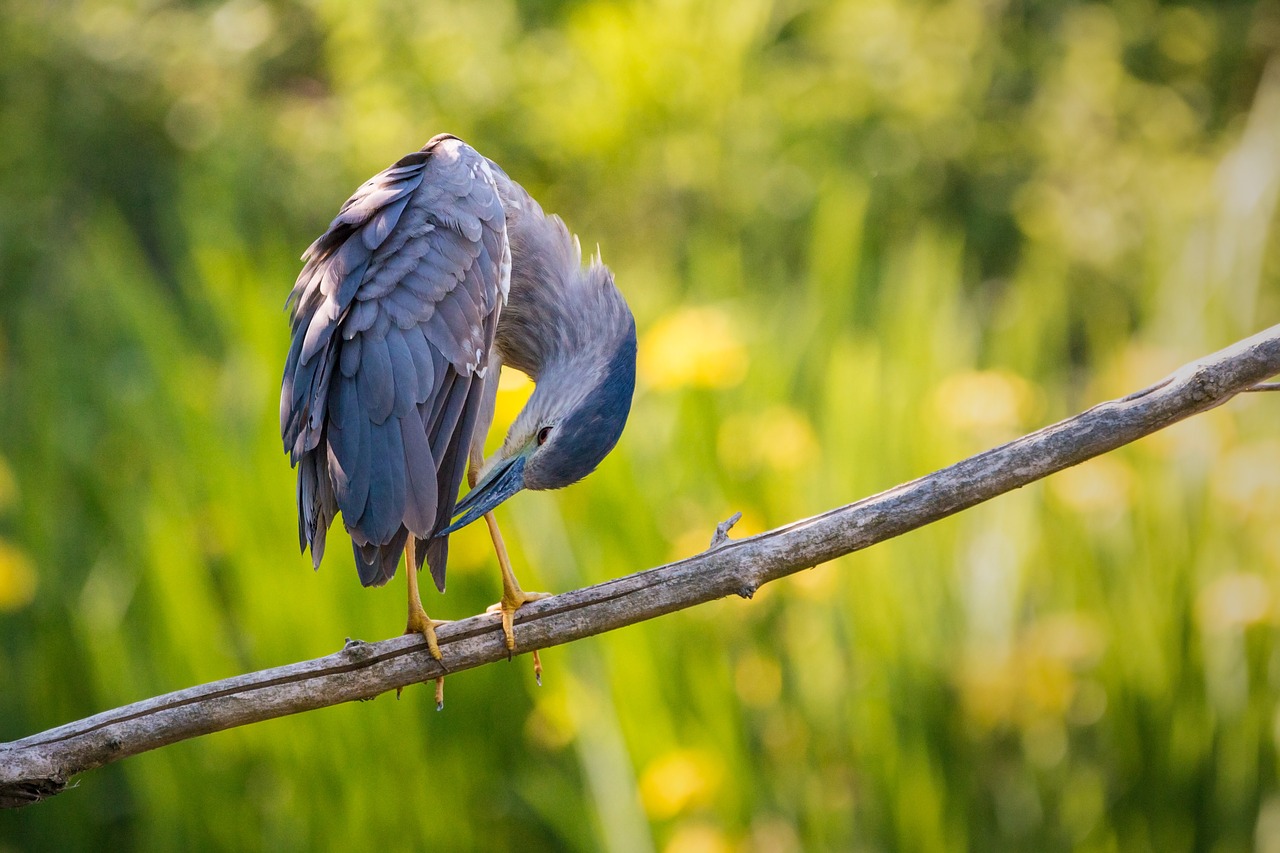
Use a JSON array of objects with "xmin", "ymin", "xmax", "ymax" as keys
[{"xmin": 2, "ymin": 1, "xmax": 1280, "ymax": 850}]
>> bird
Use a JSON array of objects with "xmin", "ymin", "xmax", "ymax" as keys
[{"xmin": 280, "ymin": 134, "xmax": 636, "ymax": 702}]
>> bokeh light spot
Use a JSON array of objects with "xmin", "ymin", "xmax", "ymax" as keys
[
  {"xmin": 0, "ymin": 540, "xmax": 37, "ymax": 612},
  {"xmin": 1050, "ymin": 456, "xmax": 1134, "ymax": 514},
  {"xmin": 1197, "ymin": 573, "xmax": 1270, "ymax": 634},
  {"xmin": 932, "ymin": 370, "xmax": 1038, "ymax": 432},
  {"xmin": 639, "ymin": 307, "xmax": 748, "ymax": 391},
  {"xmin": 640, "ymin": 749, "xmax": 724, "ymax": 819}
]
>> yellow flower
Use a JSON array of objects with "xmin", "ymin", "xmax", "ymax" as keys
[
  {"xmin": 639, "ymin": 307, "xmax": 748, "ymax": 391},
  {"xmin": 0, "ymin": 540, "xmax": 36, "ymax": 612}
]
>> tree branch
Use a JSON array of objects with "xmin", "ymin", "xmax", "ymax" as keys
[{"xmin": 3, "ymin": 326, "xmax": 1278, "ymax": 809}]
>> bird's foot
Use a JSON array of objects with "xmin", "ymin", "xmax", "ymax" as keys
[
  {"xmin": 405, "ymin": 602, "xmax": 447, "ymax": 663},
  {"xmin": 403, "ymin": 603, "xmax": 448, "ymax": 709},
  {"xmin": 486, "ymin": 589, "xmax": 547, "ymax": 660},
  {"xmin": 397, "ymin": 676, "xmax": 446, "ymax": 710}
]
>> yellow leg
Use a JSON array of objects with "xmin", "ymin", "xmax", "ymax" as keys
[
  {"xmin": 480, "ymin": 511, "xmax": 548, "ymax": 675},
  {"xmin": 403, "ymin": 538, "xmax": 447, "ymax": 709}
]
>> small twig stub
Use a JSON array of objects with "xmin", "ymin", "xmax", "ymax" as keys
[{"xmin": 709, "ymin": 512, "xmax": 743, "ymax": 550}]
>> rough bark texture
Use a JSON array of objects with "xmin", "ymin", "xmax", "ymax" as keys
[{"xmin": 2, "ymin": 325, "xmax": 1278, "ymax": 809}]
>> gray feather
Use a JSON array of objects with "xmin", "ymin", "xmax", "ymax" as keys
[
  {"xmin": 363, "ymin": 196, "xmax": 411, "ymax": 250},
  {"xmin": 399, "ymin": 266, "xmax": 447, "ymax": 307},
  {"xmin": 425, "ymin": 377, "xmax": 486, "ymax": 592},
  {"xmin": 383, "ymin": 284, "xmax": 426, "ymax": 330},
  {"xmin": 400, "ymin": 413, "xmax": 437, "ymax": 536},
  {"xmin": 352, "ymin": 525, "xmax": 408, "ymax": 587},
  {"xmin": 425, "ymin": 537, "xmax": 449, "ymax": 591},
  {"xmin": 435, "ymin": 228, "xmax": 477, "ymax": 273},
  {"xmin": 343, "ymin": 299, "xmax": 380, "ymax": 338},
  {"xmin": 361, "ymin": 419, "xmax": 407, "ymax": 545},
  {"xmin": 406, "ymin": 326, "xmax": 436, "ymax": 400},
  {"xmin": 357, "ymin": 236, "xmax": 431, "ymax": 300},
  {"xmin": 339, "ymin": 333, "xmax": 362, "ymax": 377},
  {"xmin": 283, "ymin": 134, "xmax": 511, "ymax": 592},
  {"xmin": 369, "ymin": 307, "xmax": 391, "ymax": 342},
  {"xmin": 356, "ymin": 332, "xmax": 395, "ymax": 425},
  {"xmin": 326, "ymin": 374, "xmax": 371, "ymax": 524},
  {"xmin": 385, "ymin": 327, "xmax": 418, "ymax": 418},
  {"xmin": 429, "ymin": 288, "xmax": 480, "ymax": 369}
]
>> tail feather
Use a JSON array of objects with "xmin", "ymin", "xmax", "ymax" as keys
[{"xmin": 352, "ymin": 526, "xmax": 408, "ymax": 587}]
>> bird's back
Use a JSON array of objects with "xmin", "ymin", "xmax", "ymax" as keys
[{"xmin": 281, "ymin": 135, "xmax": 510, "ymax": 590}]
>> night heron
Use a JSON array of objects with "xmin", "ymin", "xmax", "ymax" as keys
[{"xmin": 280, "ymin": 134, "xmax": 636, "ymax": 701}]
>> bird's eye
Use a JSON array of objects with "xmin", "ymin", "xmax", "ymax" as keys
[{"xmin": 537, "ymin": 426, "xmax": 553, "ymax": 446}]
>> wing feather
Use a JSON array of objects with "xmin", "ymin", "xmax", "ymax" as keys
[
  {"xmin": 356, "ymin": 331, "xmax": 395, "ymax": 425},
  {"xmin": 406, "ymin": 326, "xmax": 436, "ymax": 400},
  {"xmin": 400, "ymin": 412, "xmax": 437, "ymax": 536},
  {"xmin": 282, "ymin": 134, "xmax": 508, "ymax": 589},
  {"xmin": 327, "ymin": 374, "xmax": 371, "ymax": 524},
  {"xmin": 363, "ymin": 196, "xmax": 411, "ymax": 250},
  {"xmin": 383, "ymin": 283, "xmax": 427, "ymax": 329},
  {"xmin": 343, "ymin": 298, "xmax": 380, "ymax": 339},
  {"xmin": 385, "ymin": 327, "xmax": 418, "ymax": 418},
  {"xmin": 359, "ymin": 417, "xmax": 407, "ymax": 545},
  {"xmin": 339, "ymin": 333, "xmax": 361, "ymax": 377}
]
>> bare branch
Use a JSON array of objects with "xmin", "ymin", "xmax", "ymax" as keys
[{"xmin": 3, "ymin": 325, "xmax": 1279, "ymax": 809}]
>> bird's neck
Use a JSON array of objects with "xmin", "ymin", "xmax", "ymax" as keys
[
  {"xmin": 497, "ymin": 265, "xmax": 628, "ymax": 381},
  {"xmin": 493, "ymin": 190, "xmax": 630, "ymax": 380}
]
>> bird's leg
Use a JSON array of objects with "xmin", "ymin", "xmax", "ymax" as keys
[
  {"xmin": 480, "ymin": 511, "xmax": 549, "ymax": 676},
  {"xmin": 465, "ymin": 456, "xmax": 547, "ymax": 675},
  {"xmin": 403, "ymin": 538, "xmax": 446, "ymax": 709}
]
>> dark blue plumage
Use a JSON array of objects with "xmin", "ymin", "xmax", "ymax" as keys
[
  {"xmin": 281, "ymin": 133, "xmax": 636, "ymax": 613},
  {"xmin": 524, "ymin": 320, "xmax": 636, "ymax": 491}
]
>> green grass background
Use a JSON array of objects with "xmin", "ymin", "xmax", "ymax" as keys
[{"xmin": 2, "ymin": 0, "xmax": 1280, "ymax": 850}]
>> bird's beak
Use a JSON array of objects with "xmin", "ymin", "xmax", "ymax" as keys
[{"xmin": 438, "ymin": 454, "xmax": 527, "ymax": 536}]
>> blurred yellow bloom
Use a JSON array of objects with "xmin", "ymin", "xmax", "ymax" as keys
[
  {"xmin": 0, "ymin": 540, "xmax": 36, "ymax": 612},
  {"xmin": 1143, "ymin": 408, "xmax": 1230, "ymax": 460},
  {"xmin": 932, "ymin": 370, "xmax": 1038, "ymax": 432},
  {"xmin": 734, "ymin": 651, "xmax": 782, "ymax": 708},
  {"xmin": 1050, "ymin": 456, "xmax": 1134, "ymax": 514},
  {"xmin": 211, "ymin": 0, "xmax": 275, "ymax": 54},
  {"xmin": 717, "ymin": 405, "xmax": 817, "ymax": 476},
  {"xmin": 525, "ymin": 688, "xmax": 578, "ymax": 751},
  {"xmin": 1197, "ymin": 573, "xmax": 1270, "ymax": 634},
  {"xmin": 745, "ymin": 817, "xmax": 803, "ymax": 853},
  {"xmin": 1024, "ymin": 657, "xmax": 1077, "ymax": 718},
  {"xmin": 1028, "ymin": 613, "xmax": 1107, "ymax": 668},
  {"xmin": 442, "ymin": 518, "xmax": 501, "ymax": 577},
  {"xmin": 1068, "ymin": 680, "xmax": 1109, "ymax": 727},
  {"xmin": 1214, "ymin": 441, "xmax": 1280, "ymax": 517},
  {"xmin": 639, "ymin": 307, "xmax": 748, "ymax": 391},
  {"xmin": 640, "ymin": 749, "xmax": 724, "ymax": 820},
  {"xmin": 664, "ymin": 822, "xmax": 732, "ymax": 853},
  {"xmin": 958, "ymin": 653, "xmax": 1017, "ymax": 731},
  {"xmin": 959, "ymin": 614, "xmax": 1105, "ymax": 730}
]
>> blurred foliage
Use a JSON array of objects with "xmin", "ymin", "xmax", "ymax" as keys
[{"xmin": 2, "ymin": 0, "xmax": 1280, "ymax": 850}]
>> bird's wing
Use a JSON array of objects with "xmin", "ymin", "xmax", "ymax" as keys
[{"xmin": 281, "ymin": 135, "xmax": 509, "ymax": 589}]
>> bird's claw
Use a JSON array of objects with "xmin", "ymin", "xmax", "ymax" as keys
[
  {"xmin": 405, "ymin": 610, "xmax": 447, "ymax": 664},
  {"xmin": 486, "ymin": 590, "xmax": 549, "ymax": 654},
  {"xmin": 485, "ymin": 612, "xmax": 543, "ymax": 684},
  {"xmin": 487, "ymin": 590, "xmax": 549, "ymax": 685},
  {"xmin": 404, "ymin": 600, "xmax": 449, "ymax": 708}
]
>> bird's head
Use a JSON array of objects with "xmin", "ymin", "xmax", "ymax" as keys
[{"xmin": 440, "ymin": 279, "xmax": 636, "ymax": 535}]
